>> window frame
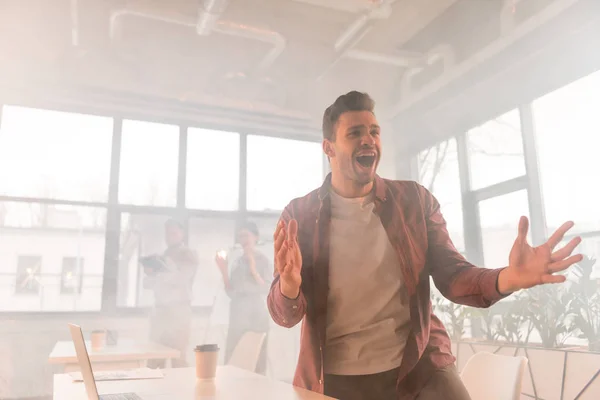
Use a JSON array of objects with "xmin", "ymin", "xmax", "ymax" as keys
[
  {"xmin": 14, "ymin": 255, "xmax": 42, "ymax": 296},
  {"xmin": 60, "ymin": 256, "xmax": 85, "ymax": 295},
  {"xmin": 0, "ymin": 101, "xmax": 322, "ymax": 316},
  {"xmin": 0, "ymin": 105, "xmax": 114, "ymax": 203},
  {"xmin": 245, "ymin": 134, "xmax": 325, "ymax": 212}
]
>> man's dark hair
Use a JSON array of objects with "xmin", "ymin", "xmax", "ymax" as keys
[{"xmin": 322, "ymin": 91, "xmax": 375, "ymax": 141}]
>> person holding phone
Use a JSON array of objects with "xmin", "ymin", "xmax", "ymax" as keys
[
  {"xmin": 215, "ymin": 221, "xmax": 272, "ymax": 374},
  {"xmin": 144, "ymin": 218, "xmax": 198, "ymax": 368}
]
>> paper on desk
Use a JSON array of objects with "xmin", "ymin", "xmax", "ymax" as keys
[{"xmin": 69, "ymin": 367, "xmax": 164, "ymax": 382}]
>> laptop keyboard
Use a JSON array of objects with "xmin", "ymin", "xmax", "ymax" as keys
[{"xmin": 99, "ymin": 394, "xmax": 143, "ymax": 400}]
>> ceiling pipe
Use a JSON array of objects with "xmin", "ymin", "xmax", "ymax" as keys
[
  {"xmin": 196, "ymin": 0, "xmax": 231, "ymax": 35},
  {"xmin": 398, "ymin": 43, "xmax": 456, "ymax": 102},
  {"xmin": 387, "ymin": 0, "xmax": 580, "ymax": 119},
  {"xmin": 109, "ymin": 5, "xmax": 196, "ymax": 39},
  {"xmin": 109, "ymin": 1, "xmax": 286, "ymax": 72},
  {"xmin": 213, "ymin": 21, "xmax": 285, "ymax": 71},
  {"xmin": 334, "ymin": 13, "xmax": 371, "ymax": 52},
  {"xmin": 334, "ymin": 0, "xmax": 395, "ymax": 52},
  {"xmin": 425, "ymin": 44, "xmax": 456, "ymax": 70},
  {"xmin": 343, "ymin": 48, "xmax": 423, "ymax": 67},
  {"xmin": 315, "ymin": 27, "xmax": 372, "ymax": 81},
  {"xmin": 318, "ymin": 0, "xmax": 426, "ymax": 80},
  {"xmin": 316, "ymin": 0, "xmax": 395, "ymax": 81}
]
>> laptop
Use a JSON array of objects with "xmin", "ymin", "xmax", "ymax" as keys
[{"xmin": 68, "ymin": 323, "xmax": 144, "ymax": 400}]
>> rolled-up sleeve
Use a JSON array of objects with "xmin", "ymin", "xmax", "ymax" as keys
[
  {"xmin": 267, "ymin": 276, "xmax": 307, "ymax": 328},
  {"xmin": 266, "ymin": 204, "xmax": 307, "ymax": 328}
]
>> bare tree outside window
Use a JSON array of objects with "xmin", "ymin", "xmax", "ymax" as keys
[{"xmin": 418, "ymin": 138, "xmax": 464, "ymax": 252}]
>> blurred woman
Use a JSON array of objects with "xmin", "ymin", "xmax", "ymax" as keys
[
  {"xmin": 215, "ymin": 221, "xmax": 271, "ymax": 374},
  {"xmin": 144, "ymin": 218, "xmax": 198, "ymax": 368}
]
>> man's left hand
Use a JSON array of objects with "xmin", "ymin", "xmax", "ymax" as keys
[{"xmin": 497, "ymin": 216, "xmax": 583, "ymax": 295}]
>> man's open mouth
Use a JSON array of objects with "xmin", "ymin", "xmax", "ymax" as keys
[{"xmin": 356, "ymin": 153, "xmax": 376, "ymax": 168}]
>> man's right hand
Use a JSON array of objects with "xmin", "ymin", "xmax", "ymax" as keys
[{"xmin": 274, "ymin": 219, "xmax": 302, "ymax": 299}]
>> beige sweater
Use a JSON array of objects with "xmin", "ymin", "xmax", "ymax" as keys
[{"xmin": 324, "ymin": 189, "xmax": 411, "ymax": 376}]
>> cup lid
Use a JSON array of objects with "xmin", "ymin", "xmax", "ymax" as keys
[{"xmin": 195, "ymin": 344, "xmax": 219, "ymax": 352}]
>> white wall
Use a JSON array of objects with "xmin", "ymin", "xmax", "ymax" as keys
[
  {"xmin": 0, "ymin": 229, "xmax": 105, "ymax": 312},
  {"xmin": 378, "ymin": 122, "xmax": 416, "ymax": 181}
]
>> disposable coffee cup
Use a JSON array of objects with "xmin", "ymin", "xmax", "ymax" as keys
[
  {"xmin": 195, "ymin": 379, "xmax": 216, "ymax": 397},
  {"xmin": 194, "ymin": 344, "xmax": 219, "ymax": 380},
  {"xmin": 91, "ymin": 330, "xmax": 106, "ymax": 351}
]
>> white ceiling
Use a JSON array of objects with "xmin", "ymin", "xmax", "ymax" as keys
[{"xmin": 0, "ymin": 0, "xmax": 594, "ymax": 148}]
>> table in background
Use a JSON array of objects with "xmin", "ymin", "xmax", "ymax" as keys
[
  {"xmin": 48, "ymin": 339, "xmax": 180, "ymax": 372},
  {"xmin": 53, "ymin": 365, "xmax": 336, "ymax": 399}
]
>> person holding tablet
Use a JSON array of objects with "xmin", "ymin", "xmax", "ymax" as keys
[{"xmin": 143, "ymin": 218, "xmax": 198, "ymax": 368}]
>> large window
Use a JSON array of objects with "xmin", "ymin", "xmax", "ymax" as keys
[
  {"xmin": 246, "ymin": 136, "xmax": 323, "ymax": 211},
  {"xmin": 0, "ymin": 201, "xmax": 106, "ymax": 311},
  {"xmin": 119, "ymin": 120, "xmax": 179, "ymax": 207},
  {"xmin": 418, "ymin": 138, "xmax": 465, "ymax": 252},
  {"xmin": 533, "ymin": 69, "xmax": 600, "ymax": 278},
  {"xmin": 467, "ymin": 109, "xmax": 526, "ymax": 190},
  {"xmin": 186, "ymin": 128, "xmax": 240, "ymax": 211},
  {"xmin": 0, "ymin": 105, "xmax": 329, "ymax": 315},
  {"xmin": 117, "ymin": 214, "xmax": 243, "ymax": 308},
  {"xmin": 533, "ymin": 69, "xmax": 600, "ymax": 234},
  {"xmin": 478, "ymin": 190, "xmax": 531, "ymax": 269},
  {"xmin": 117, "ymin": 213, "xmax": 172, "ymax": 308},
  {"xmin": 0, "ymin": 106, "xmax": 113, "ymax": 202},
  {"xmin": 188, "ymin": 217, "xmax": 237, "ymax": 307},
  {"xmin": 0, "ymin": 101, "xmax": 329, "ymax": 398},
  {"xmin": 252, "ymin": 216, "xmax": 279, "ymax": 266}
]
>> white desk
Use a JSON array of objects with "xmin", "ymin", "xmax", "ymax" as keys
[
  {"xmin": 54, "ymin": 365, "xmax": 336, "ymax": 399},
  {"xmin": 48, "ymin": 339, "xmax": 180, "ymax": 372}
]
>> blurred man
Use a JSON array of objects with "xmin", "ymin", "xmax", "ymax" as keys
[
  {"xmin": 267, "ymin": 91, "xmax": 582, "ymax": 399},
  {"xmin": 144, "ymin": 218, "xmax": 198, "ymax": 368}
]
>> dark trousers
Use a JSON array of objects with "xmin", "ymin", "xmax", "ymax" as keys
[{"xmin": 324, "ymin": 365, "xmax": 471, "ymax": 400}]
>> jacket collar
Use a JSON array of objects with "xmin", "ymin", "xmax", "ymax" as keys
[{"xmin": 317, "ymin": 173, "xmax": 387, "ymax": 203}]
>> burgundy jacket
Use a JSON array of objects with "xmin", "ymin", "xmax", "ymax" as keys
[{"xmin": 267, "ymin": 174, "xmax": 507, "ymax": 399}]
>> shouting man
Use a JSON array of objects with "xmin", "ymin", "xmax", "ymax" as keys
[{"xmin": 267, "ymin": 91, "xmax": 582, "ymax": 400}]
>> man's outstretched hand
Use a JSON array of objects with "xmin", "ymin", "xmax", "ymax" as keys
[
  {"xmin": 274, "ymin": 219, "xmax": 302, "ymax": 299},
  {"xmin": 497, "ymin": 216, "xmax": 583, "ymax": 295}
]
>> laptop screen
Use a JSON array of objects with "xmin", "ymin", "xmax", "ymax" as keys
[{"xmin": 68, "ymin": 323, "xmax": 100, "ymax": 400}]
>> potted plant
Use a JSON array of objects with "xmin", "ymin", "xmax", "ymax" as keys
[
  {"xmin": 494, "ymin": 293, "xmax": 533, "ymax": 344},
  {"xmin": 431, "ymin": 293, "xmax": 468, "ymax": 340},
  {"xmin": 445, "ymin": 260, "xmax": 600, "ymax": 398},
  {"xmin": 569, "ymin": 256, "xmax": 600, "ymax": 351},
  {"xmin": 522, "ymin": 284, "xmax": 576, "ymax": 348},
  {"xmin": 440, "ymin": 275, "xmax": 600, "ymax": 398},
  {"xmin": 470, "ymin": 305, "xmax": 502, "ymax": 343}
]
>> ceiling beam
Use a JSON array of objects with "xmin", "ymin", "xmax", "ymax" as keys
[
  {"xmin": 395, "ymin": 0, "xmax": 600, "ymax": 155},
  {"xmin": 386, "ymin": 0, "xmax": 582, "ymax": 118},
  {"xmin": 361, "ymin": 0, "xmax": 460, "ymax": 51}
]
